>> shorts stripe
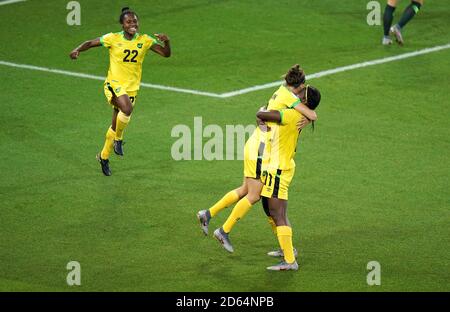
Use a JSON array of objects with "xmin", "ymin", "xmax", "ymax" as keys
[
  {"xmin": 107, "ymin": 82, "xmax": 116, "ymax": 97},
  {"xmin": 255, "ymin": 141, "xmax": 265, "ymax": 179},
  {"xmin": 272, "ymin": 169, "xmax": 283, "ymax": 198}
]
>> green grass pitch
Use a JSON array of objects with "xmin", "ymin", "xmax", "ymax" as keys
[{"xmin": 0, "ymin": 0, "xmax": 449, "ymax": 291}]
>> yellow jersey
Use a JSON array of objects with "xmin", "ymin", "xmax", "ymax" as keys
[
  {"xmin": 263, "ymin": 84, "xmax": 301, "ymax": 170},
  {"xmin": 100, "ymin": 31, "xmax": 158, "ymax": 92},
  {"xmin": 267, "ymin": 108, "xmax": 302, "ymax": 171},
  {"xmin": 267, "ymin": 84, "xmax": 300, "ymax": 115},
  {"xmin": 244, "ymin": 85, "xmax": 301, "ymax": 176}
]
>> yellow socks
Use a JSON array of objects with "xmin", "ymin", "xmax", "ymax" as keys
[
  {"xmin": 222, "ymin": 196, "xmax": 252, "ymax": 233},
  {"xmin": 100, "ymin": 127, "xmax": 116, "ymax": 160},
  {"xmin": 277, "ymin": 226, "xmax": 295, "ymax": 263},
  {"xmin": 268, "ymin": 217, "xmax": 278, "ymax": 236},
  {"xmin": 115, "ymin": 111, "xmax": 131, "ymax": 140},
  {"xmin": 209, "ymin": 190, "xmax": 239, "ymax": 217}
]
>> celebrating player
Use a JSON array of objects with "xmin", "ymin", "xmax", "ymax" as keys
[
  {"xmin": 383, "ymin": 0, "xmax": 424, "ymax": 45},
  {"xmin": 69, "ymin": 7, "xmax": 171, "ymax": 176},
  {"xmin": 197, "ymin": 65, "xmax": 317, "ymax": 253},
  {"xmin": 257, "ymin": 85, "xmax": 321, "ymax": 271}
]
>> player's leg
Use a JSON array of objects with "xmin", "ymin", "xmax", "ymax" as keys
[
  {"xmin": 96, "ymin": 109, "xmax": 118, "ymax": 176},
  {"xmin": 201, "ymin": 134, "xmax": 262, "ymax": 236},
  {"xmin": 210, "ymin": 177, "xmax": 246, "ymax": 217},
  {"xmin": 264, "ymin": 168, "xmax": 297, "ymax": 269},
  {"xmin": 97, "ymin": 85, "xmax": 119, "ymax": 176},
  {"xmin": 214, "ymin": 177, "xmax": 263, "ymax": 252},
  {"xmin": 113, "ymin": 94, "xmax": 133, "ymax": 156},
  {"xmin": 197, "ymin": 178, "xmax": 246, "ymax": 235},
  {"xmin": 398, "ymin": 0, "xmax": 423, "ymax": 29},
  {"xmin": 262, "ymin": 196, "xmax": 278, "ymax": 237},
  {"xmin": 396, "ymin": 1, "xmax": 423, "ymax": 30},
  {"xmin": 391, "ymin": 0, "xmax": 423, "ymax": 45},
  {"xmin": 101, "ymin": 109, "xmax": 118, "ymax": 159},
  {"xmin": 264, "ymin": 196, "xmax": 298, "ymax": 258},
  {"xmin": 383, "ymin": 0, "xmax": 397, "ymax": 45},
  {"xmin": 222, "ymin": 177, "xmax": 262, "ymax": 233},
  {"xmin": 266, "ymin": 198, "xmax": 298, "ymax": 270}
]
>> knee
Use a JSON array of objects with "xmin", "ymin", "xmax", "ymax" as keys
[
  {"xmin": 387, "ymin": 0, "xmax": 397, "ymax": 6},
  {"xmin": 269, "ymin": 206, "xmax": 277, "ymax": 217},
  {"xmin": 246, "ymin": 193, "xmax": 260, "ymax": 205},
  {"xmin": 269, "ymin": 207, "xmax": 280, "ymax": 221},
  {"xmin": 271, "ymin": 213, "xmax": 287, "ymax": 226},
  {"xmin": 246, "ymin": 186, "xmax": 262, "ymax": 204},
  {"xmin": 235, "ymin": 186, "xmax": 247, "ymax": 198},
  {"xmin": 122, "ymin": 105, "xmax": 133, "ymax": 116}
]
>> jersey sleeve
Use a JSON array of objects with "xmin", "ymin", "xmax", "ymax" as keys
[
  {"xmin": 100, "ymin": 33, "xmax": 114, "ymax": 48},
  {"xmin": 280, "ymin": 109, "xmax": 300, "ymax": 125},
  {"xmin": 288, "ymin": 95, "xmax": 301, "ymax": 109},
  {"xmin": 144, "ymin": 34, "xmax": 162, "ymax": 50}
]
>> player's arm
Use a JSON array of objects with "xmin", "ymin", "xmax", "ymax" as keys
[
  {"xmin": 69, "ymin": 38, "xmax": 102, "ymax": 59},
  {"xmin": 256, "ymin": 110, "xmax": 281, "ymax": 123},
  {"xmin": 293, "ymin": 103, "xmax": 317, "ymax": 121},
  {"xmin": 255, "ymin": 105, "xmax": 272, "ymax": 131},
  {"xmin": 150, "ymin": 33, "xmax": 171, "ymax": 57},
  {"xmin": 258, "ymin": 108, "xmax": 311, "ymax": 132}
]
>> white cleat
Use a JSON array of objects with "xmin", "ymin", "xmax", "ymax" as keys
[
  {"xmin": 382, "ymin": 37, "xmax": 393, "ymax": 45},
  {"xmin": 213, "ymin": 228, "xmax": 234, "ymax": 253},
  {"xmin": 390, "ymin": 25, "xmax": 404, "ymax": 45},
  {"xmin": 197, "ymin": 210, "xmax": 211, "ymax": 236},
  {"xmin": 267, "ymin": 260, "xmax": 299, "ymax": 271}
]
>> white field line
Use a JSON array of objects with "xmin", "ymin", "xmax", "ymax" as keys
[
  {"xmin": 0, "ymin": 61, "xmax": 223, "ymax": 98},
  {"xmin": 0, "ymin": 0, "xmax": 26, "ymax": 6},
  {"xmin": 219, "ymin": 43, "xmax": 450, "ymax": 98},
  {"xmin": 0, "ymin": 43, "xmax": 449, "ymax": 98}
]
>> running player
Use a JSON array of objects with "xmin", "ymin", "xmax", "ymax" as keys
[
  {"xmin": 383, "ymin": 0, "xmax": 424, "ymax": 45},
  {"xmin": 69, "ymin": 7, "xmax": 171, "ymax": 175},
  {"xmin": 197, "ymin": 65, "xmax": 317, "ymax": 253}
]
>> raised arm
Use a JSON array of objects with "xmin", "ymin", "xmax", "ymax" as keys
[
  {"xmin": 69, "ymin": 38, "xmax": 102, "ymax": 59},
  {"xmin": 293, "ymin": 103, "xmax": 317, "ymax": 121},
  {"xmin": 150, "ymin": 33, "xmax": 171, "ymax": 57}
]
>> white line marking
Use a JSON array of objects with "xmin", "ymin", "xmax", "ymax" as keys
[
  {"xmin": 0, "ymin": 0, "xmax": 26, "ymax": 6},
  {"xmin": 140, "ymin": 82, "xmax": 222, "ymax": 98},
  {"xmin": 0, "ymin": 43, "xmax": 449, "ymax": 98},
  {"xmin": 219, "ymin": 43, "xmax": 450, "ymax": 98},
  {"xmin": 0, "ymin": 60, "xmax": 223, "ymax": 98}
]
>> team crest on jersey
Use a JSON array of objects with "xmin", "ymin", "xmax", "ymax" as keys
[{"xmin": 137, "ymin": 43, "xmax": 143, "ymax": 49}]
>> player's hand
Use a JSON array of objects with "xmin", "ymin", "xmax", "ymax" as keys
[
  {"xmin": 257, "ymin": 106, "xmax": 270, "ymax": 131},
  {"xmin": 257, "ymin": 117, "xmax": 270, "ymax": 132},
  {"xmin": 297, "ymin": 116, "xmax": 311, "ymax": 131},
  {"xmin": 155, "ymin": 33, "xmax": 170, "ymax": 43},
  {"xmin": 69, "ymin": 50, "xmax": 80, "ymax": 60}
]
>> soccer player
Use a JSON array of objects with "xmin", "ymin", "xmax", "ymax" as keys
[
  {"xmin": 197, "ymin": 65, "xmax": 317, "ymax": 253},
  {"xmin": 383, "ymin": 0, "xmax": 424, "ymax": 45},
  {"xmin": 69, "ymin": 7, "xmax": 171, "ymax": 176},
  {"xmin": 257, "ymin": 85, "xmax": 321, "ymax": 271}
]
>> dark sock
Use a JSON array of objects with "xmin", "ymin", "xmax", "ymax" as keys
[
  {"xmin": 383, "ymin": 4, "xmax": 396, "ymax": 36},
  {"xmin": 398, "ymin": 1, "xmax": 422, "ymax": 29}
]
